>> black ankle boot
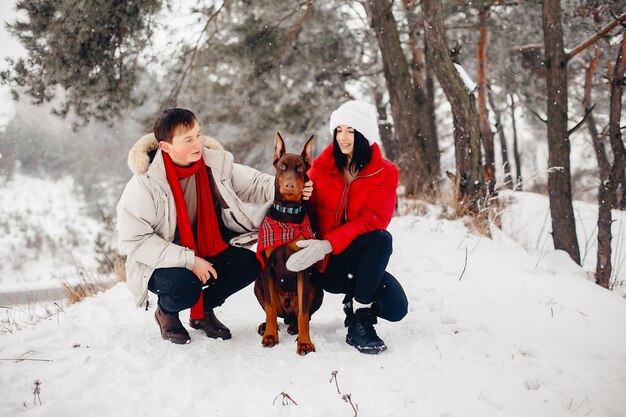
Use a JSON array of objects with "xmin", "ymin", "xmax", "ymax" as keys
[
  {"xmin": 345, "ymin": 307, "xmax": 387, "ymax": 354},
  {"xmin": 343, "ymin": 301, "xmax": 354, "ymax": 327}
]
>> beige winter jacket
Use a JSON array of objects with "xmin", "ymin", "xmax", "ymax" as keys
[{"xmin": 117, "ymin": 133, "xmax": 274, "ymax": 307}]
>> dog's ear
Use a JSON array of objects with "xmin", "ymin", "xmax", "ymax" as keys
[
  {"xmin": 274, "ymin": 132, "xmax": 286, "ymax": 165},
  {"xmin": 301, "ymin": 135, "xmax": 314, "ymax": 166}
]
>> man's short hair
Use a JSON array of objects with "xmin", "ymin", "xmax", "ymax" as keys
[{"xmin": 153, "ymin": 108, "xmax": 197, "ymax": 143}]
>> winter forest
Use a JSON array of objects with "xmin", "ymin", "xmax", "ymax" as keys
[{"xmin": 1, "ymin": 1, "xmax": 626, "ymax": 416}]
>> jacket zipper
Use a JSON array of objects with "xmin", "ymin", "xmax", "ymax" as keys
[
  {"xmin": 332, "ymin": 183, "xmax": 349, "ymax": 230},
  {"xmin": 342, "ymin": 167, "xmax": 383, "ymax": 224},
  {"xmin": 230, "ymin": 212, "xmax": 252, "ymax": 233},
  {"xmin": 161, "ymin": 193, "xmax": 171, "ymax": 239}
]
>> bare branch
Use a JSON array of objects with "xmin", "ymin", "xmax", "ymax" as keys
[
  {"xmin": 512, "ymin": 12, "xmax": 626, "ymax": 60},
  {"xmin": 255, "ymin": 0, "xmax": 315, "ymax": 76},
  {"xmin": 510, "ymin": 43, "xmax": 543, "ymax": 53},
  {"xmin": 529, "ymin": 108, "xmax": 548, "ymax": 124},
  {"xmin": 491, "ymin": 0, "xmax": 520, "ymax": 5},
  {"xmin": 582, "ymin": 47, "xmax": 610, "ymax": 179},
  {"xmin": 166, "ymin": 1, "xmax": 230, "ymax": 106},
  {"xmin": 567, "ymin": 105, "xmax": 595, "ymax": 137},
  {"xmin": 614, "ymin": 11, "xmax": 626, "ymax": 29},
  {"xmin": 275, "ymin": 0, "xmax": 312, "ymax": 25},
  {"xmin": 445, "ymin": 23, "xmax": 478, "ymax": 30},
  {"xmin": 566, "ymin": 13, "xmax": 626, "ymax": 61}
]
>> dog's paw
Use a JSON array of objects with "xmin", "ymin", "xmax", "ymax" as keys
[
  {"xmin": 262, "ymin": 333, "xmax": 279, "ymax": 347},
  {"xmin": 287, "ymin": 322, "xmax": 299, "ymax": 335},
  {"xmin": 297, "ymin": 340, "xmax": 315, "ymax": 355},
  {"xmin": 258, "ymin": 322, "xmax": 266, "ymax": 336}
]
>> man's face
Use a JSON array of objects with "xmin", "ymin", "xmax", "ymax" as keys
[{"xmin": 159, "ymin": 120, "xmax": 202, "ymax": 167}]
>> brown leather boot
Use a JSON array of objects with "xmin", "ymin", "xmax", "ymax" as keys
[
  {"xmin": 155, "ymin": 306, "xmax": 190, "ymax": 344},
  {"xmin": 189, "ymin": 310, "xmax": 232, "ymax": 340}
]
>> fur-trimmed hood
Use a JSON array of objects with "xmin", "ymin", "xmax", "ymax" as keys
[{"xmin": 127, "ymin": 133, "xmax": 224, "ymax": 175}]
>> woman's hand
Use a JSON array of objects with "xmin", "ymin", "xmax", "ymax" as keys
[
  {"xmin": 302, "ymin": 180, "xmax": 313, "ymax": 200},
  {"xmin": 286, "ymin": 239, "xmax": 332, "ymax": 271}
]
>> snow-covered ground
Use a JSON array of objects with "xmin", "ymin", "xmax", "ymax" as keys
[
  {"xmin": 500, "ymin": 191, "xmax": 626, "ymax": 292},
  {"xmin": 1, "ymin": 192, "xmax": 625, "ymax": 416}
]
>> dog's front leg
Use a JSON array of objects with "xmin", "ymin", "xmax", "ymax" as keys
[
  {"xmin": 261, "ymin": 266, "xmax": 279, "ymax": 347},
  {"xmin": 296, "ymin": 270, "xmax": 315, "ymax": 355}
]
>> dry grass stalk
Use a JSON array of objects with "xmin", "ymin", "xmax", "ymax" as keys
[
  {"xmin": 113, "ymin": 256, "xmax": 127, "ymax": 282},
  {"xmin": 273, "ymin": 392, "xmax": 297, "ymax": 406},
  {"xmin": 330, "ymin": 370, "xmax": 358, "ymax": 416},
  {"xmin": 62, "ymin": 277, "xmax": 117, "ymax": 305},
  {"xmin": 33, "ymin": 380, "xmax": 42, "ymax": 405}
]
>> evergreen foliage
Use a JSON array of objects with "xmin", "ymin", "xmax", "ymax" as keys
[
  {"xmin": 166, "ymin": 1, "xmax": 374, "ymax": 146},
  {"xmin": 1, "ymin": 0, "xmax": 161, "ymax": 124}
]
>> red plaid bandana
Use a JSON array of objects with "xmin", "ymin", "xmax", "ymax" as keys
[{"xmin": 256, "ymin": 215, "xmax": 315, "ymax": 269}]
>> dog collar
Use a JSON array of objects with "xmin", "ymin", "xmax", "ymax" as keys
[{"xmin": 273, "ymin": 203, "xmax": 303, "ymax": 215}]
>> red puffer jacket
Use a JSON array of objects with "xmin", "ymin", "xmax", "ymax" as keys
[{"xmin": 307, "ymin": 143, "xmax": 398, "ymax": 270}]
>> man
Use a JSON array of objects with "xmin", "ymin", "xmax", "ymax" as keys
[{"xmin": 117, "ymin": 108, "xmax": 310, "ymax": 344}]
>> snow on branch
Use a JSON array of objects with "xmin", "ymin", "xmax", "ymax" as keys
[{"xmin": 453, "ymin": 63, "xmax": 477, "ymax": 93}]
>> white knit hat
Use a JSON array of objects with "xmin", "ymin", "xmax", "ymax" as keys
[{"xmin": 329, "ymin": 100, "xmax": 379, "ymax": 146}]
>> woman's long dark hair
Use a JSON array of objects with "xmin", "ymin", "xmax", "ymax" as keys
[{"xmin": 333, "ymin": 128, "xmax": 372, "ymax": 175}]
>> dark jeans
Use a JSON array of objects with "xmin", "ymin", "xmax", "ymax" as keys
[
  {"xmin": 148, "ymin": 246, "xmax": 260, "ymax": 314},
  {"xmin": 313, "ymin": 230, "xmax": 408, "ymax": 322}
]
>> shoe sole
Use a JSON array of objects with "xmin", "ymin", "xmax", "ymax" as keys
[
  {"xmin": 154, "ymin": 313, "xmax": 190, "ymax": 344},
  {"xmin": 346, "ymin": 336, "xmax": 387, "ymax": 354},
  {"xmin": 189, "ymin": 321, "xmax": 232, "ymax": 340}
]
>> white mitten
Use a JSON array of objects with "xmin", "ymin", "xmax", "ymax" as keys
[{"xmin": 286, "ymin": 239, "xmax": 332, "ymax": 272}]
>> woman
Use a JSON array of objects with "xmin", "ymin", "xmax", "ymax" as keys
[{"xmin": 287, "ymin": 100, "xmax": 408, "ymax": 354}]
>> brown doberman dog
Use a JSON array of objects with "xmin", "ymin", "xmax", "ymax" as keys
[{"xmin": 254, "ymin": 132, "xmax": 324, "ymax": 355}]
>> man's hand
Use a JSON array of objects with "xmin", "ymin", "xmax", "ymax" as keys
[
  {"xmin": 192, "ymin": 256, "xmax": 218, "ymax": 284},
  {"xmin": 302, "ymin": 180, "xmax": 313, "ymax": 200},
  {"xmin": 286, "ymin": 239, "xmax": 332, "ymax": 272}
]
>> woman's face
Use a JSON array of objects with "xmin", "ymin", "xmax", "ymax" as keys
[{"xmin": 335, "ymin": 125, "xmax": 355, "ymax": 158}]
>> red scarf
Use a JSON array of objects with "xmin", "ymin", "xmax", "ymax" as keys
[{"xmin": 163, "ymin": 152, "xmax": 228, "ymax": 319}]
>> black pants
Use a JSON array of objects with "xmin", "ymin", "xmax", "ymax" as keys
[
  {"xmin": 313, "ymin": 230, "xmax": 408, "ymax": 322},
  {"xmin": 148, "ymin": 246, "xmax": 259, "ymax": 314}
]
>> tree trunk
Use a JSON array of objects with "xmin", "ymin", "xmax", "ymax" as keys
[
  {"xmin": 509, "ymin": 93, "xmax": 523, "ymax": 189},
  {"xmin": 365, "ymin": 0, "xmax": 433, "ymax": 196},
  {"xmin": 583, "ymin": 47, "xmax": 610, "ymax": 181},
  {"xmin": 422, "ymin": 0, "xmax": 485, "ymax": 212},
  {"xmin": 402, "ymin": 0, "xmax": 441, "ymax": 183},
  {"xmin": 596, "ymin": 33, "xmax": 626, "ymax": 289},
  {"xmin": 488, "ymin": 88, "xmax": 512, "ymax": 189},
  {"xmin": 424, "ymin": 43, "xmax": 439, "ymax": 169},
  {"xmin": 542, "ymin": 0, "xmax": 581, "ymax": 265},
  {"xmin": 477, "ymin": 2, "xmax": 496, "ymax": 193},
  {"xmin": 373, "ymin": 86, "xmax": 397, "ymax": 162}
]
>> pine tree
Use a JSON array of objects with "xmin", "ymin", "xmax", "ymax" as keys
[{"xmin": 1, "ymin": 0, "xmax": 161, "ymax": 125}]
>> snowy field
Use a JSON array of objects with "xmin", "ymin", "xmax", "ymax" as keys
[
  {"xmin": 0, "ymin": 174, "xmax": 105, "ymax": 293},
  {"xmin": 1, "ymin": 187, "xmax": 626, "ymax": 417},
  {"xmin": 500, "ymin": 191, "xmax": 626, "ymax": 292}
]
